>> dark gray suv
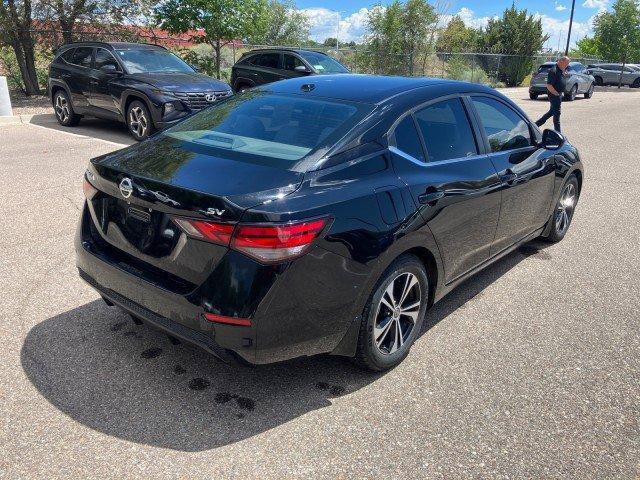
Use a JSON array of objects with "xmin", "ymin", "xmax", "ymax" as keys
[{"xmin": 529, "ymin": 62, "xmax": 595, "ymax": 101}]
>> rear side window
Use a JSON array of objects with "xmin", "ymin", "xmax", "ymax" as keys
[
  {"xmin": 58, "ymin": 48, "xmax": 75, "ymax": 63},
  {"xmin": 472, "ymin": 97, "xmax": 531, "ymax": 152},
  {"xmin": 283, "ymin": 54, "xmax": 305, "ymax": 71},
  {"xmin": 393, "ymin": 116, "xmax": 425, "ymax": 163},
  {"xmin": 163, "ymin": 93, "xmax": 373, "ymax": 168},
  {"xmin": 71, "ymin": 47, "xmax": 93, "ymax": 68},
  {"xmin": 252, "ymin": 53, "xmax": 280, "ymax": 69},
  {"xmin": 414, "ymin": 98, "xmax": 477, "ymax": 162}
]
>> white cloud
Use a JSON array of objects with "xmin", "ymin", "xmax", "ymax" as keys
[
  {"xmin": 555, "ymin": 3, "xmax": 567, "ymax": 11},
  {"xmin": 300, "ymin": 7, "xmax": 380, "ymax": 43},
  {"xmin": 582, "ymin": 0, "xmax": 609, "ymax": 12},
  {"xmin": 534, "ymin": 12, "xmax": 595, "ymax": 50},
  {"xmin": 456, "ymin": 7, "xmax": 494, "ymax": 29}
]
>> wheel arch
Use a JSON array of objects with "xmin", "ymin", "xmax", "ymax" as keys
[{"xmin": 121, "ymin": 90, "xmax": 159, "ymax": 126}]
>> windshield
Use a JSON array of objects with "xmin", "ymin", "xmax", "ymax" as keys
[
  {"xmin": 116, "ymin": 48, "xmax": 194, "ymax": 74},
  {"xmin": 162, "ymin": 92, "xmax": 372, "ymax": 170},
  {"xmin": 298, "ymin": 51, "xmax": 349, "ymax": 74}
]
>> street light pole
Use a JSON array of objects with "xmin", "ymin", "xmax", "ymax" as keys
[{"xmin": 565, "ymin": 0, "xmax": 576, "ymax": 55}]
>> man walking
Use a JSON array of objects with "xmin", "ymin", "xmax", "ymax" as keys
[{"xmin": 535, "ymin": 56, "xmax": 570, "ymax": 132}]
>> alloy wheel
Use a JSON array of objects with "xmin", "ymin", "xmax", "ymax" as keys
[
  {"xmin": 555, "ymin": 182, "xmax": 576, "ymax": 235},
  {"xmin": 129, "ymin": 106, "xmax": 148, "ymax": 138},
  {"xmin": 373, "ymin": 272, "xmax": 421, "ymax": 355},
  {"xmin": 55, "ymin": 94, "xmax": 70, "ymax": 123}
]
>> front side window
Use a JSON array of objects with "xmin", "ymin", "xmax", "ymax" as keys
[
  {"xmin": 94, "ymin": 48, "xmax": 120, "ymax": 71},
  {"xmin": 298, "ymin": 51, "xmax": 349, "ymax": 74},
  {"xmin": 393, "ymin": 116, "xmax": 425, "ymax": 163},
  {"xmin": 283, "ymin": 54, "xmax": 305, "ymax": 71},
  {"xmin": 162, "ymin": 92, "xmax": 373, "ymax": 169},
  {"xmin": 414, "ymin": 98, "xmax": 478, "ymax": 162},
  {"xmin": 472, "ymin": 97, "xmax": 532, "ymax": 152},
  {"xmin": 116, "ymin": 48, "xmax": 194, "ymax": 74},
  {"xmin": 71, "ymin": 47, "xmax": 93, "ymax": 68},
  {"xmin": 59, "ymin": 48, "xmax": 76, "ymax": 63}
]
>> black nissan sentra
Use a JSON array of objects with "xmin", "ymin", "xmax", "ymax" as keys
[{"xmin": 77, "ymin": 75, "xmax": 583, "ymax": 370}]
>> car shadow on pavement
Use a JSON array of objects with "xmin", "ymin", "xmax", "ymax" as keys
[
  {"xmin": 20, "ymin": 241, "xmax": 551, "ymax": 452},
  {"xmin": 26, "ymin": 114, "xmax": 134, "ymax": 146}
]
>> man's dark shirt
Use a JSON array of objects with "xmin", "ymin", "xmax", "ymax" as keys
[{"xmin": 547, "ymin": 65, "xmax": 566, "ymax": 97}]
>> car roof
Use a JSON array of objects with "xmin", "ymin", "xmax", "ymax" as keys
[
  {"xmin": 243, "ymin": 48, "xmax": 329, "ymax": 56},
  {"xmin": 259, "ymin": 74, "xmax": 499, "ymax": 104},
  {"xmin": 57, "ymin": 41, "xmax": 166, "ymax": 51}
]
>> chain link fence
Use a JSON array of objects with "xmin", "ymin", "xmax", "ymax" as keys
[{"xmin": 1, "ymin": 29, "xmax": 606, "ymax": 93}]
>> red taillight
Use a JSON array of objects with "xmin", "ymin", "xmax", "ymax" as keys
[
  {"xmin": 83, "ymin": 177, "xmax": 98, "ymax": 199},
  {"xmin": 172, "ymin": 218, "xmax": 235, "ymax": 246},
  {"xmin": 173, "ymin": 216, "xmax": 329, "ymax": 263},
  {"xmin": 231, "ymin": 218, "xmax": 328, "ymax": 263},
  {"xmin": 203, "ymin": 312, "xmax": 251, "ymax": 327}
]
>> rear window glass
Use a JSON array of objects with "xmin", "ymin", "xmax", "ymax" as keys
[
  {"xmin": 537, "ymin": 64, "xmax": 553, "ymax": 73},
  {"xmin": 163, "ymin": 92, "xmax": 372, "ymax": 169}
]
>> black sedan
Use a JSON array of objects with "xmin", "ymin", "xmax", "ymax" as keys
[{"xmin": 77, "ymin": 75, "xmax": 583, "ymax": 370}]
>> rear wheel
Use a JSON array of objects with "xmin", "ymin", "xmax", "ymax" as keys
[
  {"xmin": 53, "ymin": 90, "xmax": 80, "ymax": 127},
  {"xmin": 584, "ymin": 83, "xmax": 594, "ymax": 98},
  {"xmin": 354, "ymin": 254, "xmax": 429, "ymax": 371},
  {"xmin": 594, "ymin": 76, "xmax": 603, "ymax": 86},
  {"xmin": 541, "ymin": 175, "xmax": 579, "ymax": 243},
  {"xmin": 564, "ymin": 84, "xmax": 578, "ymax": 101},
  {"xmin": 529, "ymin": 92, "xmax": 539, "ymax": 100},
  {"xmin": 632, "ymin": 78, "xmax": 640, "ymax": 88},
  {"xmin": 127, "ymin": 100, "xmax": 155, "ymax": 141}
]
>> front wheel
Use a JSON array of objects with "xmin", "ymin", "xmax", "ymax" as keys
[
  {"xmin": 127, "ymin": 100, "xmax": 155, "ymax": 141},
  {"xmin": 529, "ymin": 92, "xmax": 539, "ymax": 100},
  {"xmin": 632, "ymin": 78, "xmax": 640, "ymax": 88},
  {"xmin": 354, "ymin": 254, "xmax": 429, "ymax": 371},
  {"xmin": 564, "ymin": 84, "xmax": 578, "ymax": 101},
  {"xmin": 584, "ymin": 83, "xmax": 594, "ymax": 98},
  {"xmin": 541, "ymin": 175, "xmax": 579, "ymax": 243}
]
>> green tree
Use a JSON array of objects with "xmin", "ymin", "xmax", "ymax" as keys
[
  {"xmin": 436, "ymin": 15, "xmax": 478, "ymax": 53},
  {"xmin": 476, "ymin": 5, "xmax": 548, "ymax": 86},
  {"xmin": 156, "ymin": 0, "xmax": 268, "ymax": 79},
  {"xmin": 361, "ymin": 0, "xmax": 438, "ymax": 76},
  {"xmin": 571, "ymin": 36, "xmax": 601, "ymax": 58},
  {"xmin": 592, "ymin": 0, "xmax": 640, "ymax": 63},
  {"xmin": 248, "ymin": 0, "xmax": 309, "ymax": 46},
  {"xmin": 0, "ymin": 0, "xmax": 40, "ymax": 94}
]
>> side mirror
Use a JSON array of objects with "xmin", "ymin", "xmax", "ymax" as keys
[
  {"xmin": 541, "ymin": 129, "xmax": 565, "ymax": 150},
  {"xmin": 100, "ymin": 64, "xmax": 120, "ymax": 75},
  {"xmin": 294, "ymin": 65, "xmax": 310, "ymax": 74}
]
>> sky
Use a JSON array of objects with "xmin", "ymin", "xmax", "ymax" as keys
[{"xmin": 295, "ymin": 0, "xmax": 611, "ymax": 49}]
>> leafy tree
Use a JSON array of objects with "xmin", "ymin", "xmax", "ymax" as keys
[
  {"xmin": 436, "ymin": 15, "xmax": 478, "ymax": 53},
  {"xmin": 361, "ymin": 0, "xmax": 438, "ymax": 76},
  {"xmin": 156, "ymin": 0, "xmax": 268, "ymax": 79},
  {"xmin": 476, "ymin": 5, "xmax": 548, "ymax": 86},
  {"xmin": 592, "ymin": 0, "xmax": 640, "ymax": 63},
  {"xmin": 572, "ymin": 36, "xmax": 601, "ymax": 58},
  {"xmin": 0, "ymin": 0, "xmax": 40, "ymax": 94},
  {"xmin": 323, "ymin": 37, "xmax": 337, "ymax": 47},
  {"xmin": 248, "ymin": 0, "xmax": 309, "ymax": 46}
]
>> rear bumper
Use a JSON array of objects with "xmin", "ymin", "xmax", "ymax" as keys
[
  {"xmin": 75, "ymin": 203, "xmax": 369, "ymax": 364},
  {"xmin": 529, "ymin": 85, "xmax": 550, "ymax": 94}
]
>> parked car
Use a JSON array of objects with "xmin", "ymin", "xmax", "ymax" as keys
[
  {"xmin": 78, "ymin": 75, "xmax": 583, "ymax": 371},
  {"xmin": 48, "ymin": 42, "xmax": 233, "ymax": 140},
  {"xmin": 585, "ymin": 63, "xmax": 640, "ymax": 87},
  {"xmin": 230, "ymin": 48, "xmax": 349, "ymax": 92},
  {"xmin": 529, "ymin": 61, "xmax": 595, "ymax": 100}
]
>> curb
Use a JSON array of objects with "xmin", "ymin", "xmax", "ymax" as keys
[{"xmin": 0, "ymin": 114, "xmax": 35, "ymax": 125}]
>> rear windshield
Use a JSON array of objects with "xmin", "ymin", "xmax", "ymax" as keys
[
  {"xmin": 116, "ymin": 48, "xmax": 194, "ymax": 74},
  {"xmin": 537, "ymin": 64, "xmax": 554, "ymax": 73},
  {"xmin": 298, "ymin": 51, "xmax": 349, "ymax": 74},
  {"xmin": 163, "ymin": 92, "xmax": 372, "ymax": 170}
]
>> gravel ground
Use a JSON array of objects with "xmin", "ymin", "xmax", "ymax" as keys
[
  {"xmin": 8, "ymin": 94, "xmax": 52, "ymax": 115},
  {"xmin": 0, "ymin": 87, "xmax": 638, "ymax": 479}
]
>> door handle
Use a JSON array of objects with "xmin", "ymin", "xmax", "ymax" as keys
[
  {"xmin": 500, "ymin": 170, "xmax": 518, "ymax": 185},
  {"xmin": 418, "ymin": 190, "xmax": 445, "ymax": 205}
]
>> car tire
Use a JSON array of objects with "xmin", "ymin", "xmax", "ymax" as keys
[
  {"xmin": 127, "ymin": 100, "xmax": 155, "ymax": 141},
  {"xmin": 353, "ymin": 254, "xmax": 429, "ymax": 371},
  {"xmin": 541, "ymin": 175, "xmax": 579, "ymax": 243},
  {"xmin": 594, "ymin": 76, "xmax": 603, "ymax": 86},
  {"xmin": 53, "ymin": 90, "xmax": 80, "ymax": 127},
  {"xmin": 529, "ymin": 92, "xmax": 538, "ymax": 100},
  {"xmin": 564, "ymin": 84, "xmax": 578, "ymax": 101},
  {"xmin": 632, "ymin": 78, "xmax": 640, "ymax": 88},
  {"xmin": 584, "ymin": 83, "xmax": 594, "ymax": 98}
]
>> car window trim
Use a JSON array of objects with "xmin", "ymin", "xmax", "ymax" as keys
[
  {"xmin": 466, "ymin": 93, "xmax": 537, "ymax": 155},
  {"xmin": 94, "ymin": 47, "xmax": 123, "ymax": 72},
  {"xmin": 389, "ymin": 93, "xmax": 482, "ymax": 164}
]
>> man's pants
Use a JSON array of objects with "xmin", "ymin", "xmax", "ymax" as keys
[{"xmin": 536, "ymin": 95, "xmax": 562, "ymax": 132}]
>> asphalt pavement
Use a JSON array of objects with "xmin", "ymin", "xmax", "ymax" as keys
[{"xmin": 0, "ymin": 87, "xmax": 638, "ymax": 479}]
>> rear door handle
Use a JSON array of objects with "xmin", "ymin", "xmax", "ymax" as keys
[{"xmin": 418, "ymin": 190, "xmax": 445, "ymax": 205}]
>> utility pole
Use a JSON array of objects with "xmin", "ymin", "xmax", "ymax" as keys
[
  {"xmin": 565, "ymin": 0, "xmax": 576, "ymax": 55},
  {"xmin": 336, "ymin": 12, "xmax": 340, "ymax": 50}
]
